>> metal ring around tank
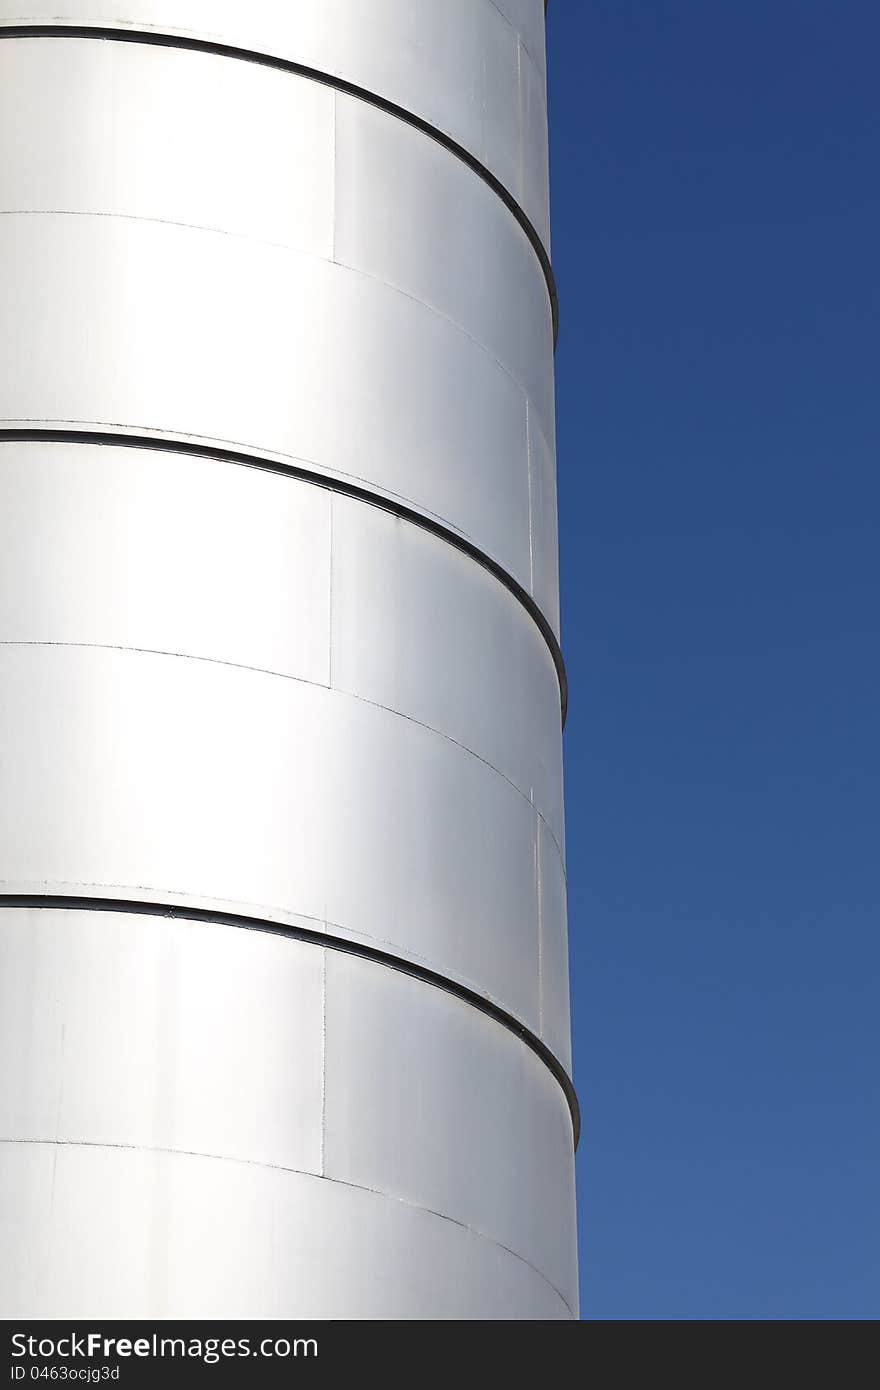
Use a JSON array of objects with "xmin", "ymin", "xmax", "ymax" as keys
[
  {"xmin": 0, "ymin": 23, "xmax": 560, "ymax": 344},
  {"xmin": 0, "ymin": 893, "xmax": 581, "ymax": 1146},
  {"xmin": 0, "ymin": 428, "xmax": 569, "ymax": 723}
]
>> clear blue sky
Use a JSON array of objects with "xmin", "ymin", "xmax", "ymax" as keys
[{"xmin": 549, "ymin": 1, "xmax": 879, "ymax": 1320}]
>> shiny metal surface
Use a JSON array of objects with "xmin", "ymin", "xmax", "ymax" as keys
[
  {"xmin": 540, "ymin": 822, "xmax": 573, "ymax": 1075},
  {"xmin": 0, "ymin": 908, "xmax": 576, "ymax": 1318},
  {"xmin": 0, "ymin": 0, "xmax": 575, "ymax": 1319},
  {"xmin": 0, "ymin": 38, "xmax": 336, "ymax": 255},
  {"xmin": 0, "ymin": 640, "xmax": 558, "ymax": 1038},
  {"xmin": 494, "ymin": 0, "xmax": 548, "ymax": 70},
  {"xmin": 0, "ymin": 209, "xmax": 544, "ymax": 618},
  {"xmin": 529, "ymin": 408, "xmax": 563, "ymax": 635},
  {"xmin": 324, "ymin": 950, "xmax": 577, "ymax": 1305},
  {"xmin": 0, "ymin": 30, "xmax": 552, "ymax": 407},
  {"xmin": 0, "ymin": 443, "xmax": 333, "ymax": 689},
  {"xmin": 0, "ymin": 1, "xmax": 551, "ymax": 244},
  {"xmin": 0, "ymin": 1145, "xmax": 571, "ymax": 1320},
  {"xmin": 329, "ymin": 489, "xmax": 564, "ymax": 848},
  {"xmin": 0, "ymin": 911, "xmax": 325, "ymax": 1175},
  {"xmin": 0, "ymin": 33, "xmax": 557, "ymax": 624},
  {"xmin": 0, "ymin": 443, "xmax": 563, "ymax": 844},
  {"xmin": 333, "ymin": 92, "xmax": 554, "ymax": 442}
]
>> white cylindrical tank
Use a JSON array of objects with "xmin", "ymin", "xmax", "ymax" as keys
[{"xmin": 0, "ymin": 1, "xmax": 577, "ymax": 1319}]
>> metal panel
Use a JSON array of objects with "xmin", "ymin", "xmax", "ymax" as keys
[
  {"xmin": 0, "ymin": 908, "xmax": 575, "ymax": 1312},
  {"xmin": 329, "ymin": 491, "xmax": 564, "ymax": 847},
  {"xmin": 0, "ymin": 213, "xmax": 535, "ymax": 603},
  {"xmin": 324, "ymin": 952, "xmax": 578, "ymax": 1308},
  {"xmin": 0, "ymin": 911, "xmax": 324, "ymax": 1174},
  {"xmin": 333, "ymin": 93, "xmax": 554, "ymax": 443},
  {"xmin": 323, "ymin": 689, "xmax": 541, "ymax": 1025},
  {"xmin": 0, "ymin": 39, "xmax": 555, "ymax": 603},
  {"xmin": 529, "ymin": 408, "xmax": 563, "ymax": 636},
  {"xmin": 0, "ymin": 645, "xmax": 544, "ymax": 1033},
  {"xmin": 521, "ymin": 38, "xmax": 553, "ymax": 257},
  {"xmin": 0, "ymin": 1142, "xmax": 572, "ymax": 1318},
  {"xmin": 0, "ymin": 443, "xmax": 333, "ymax": 687},
  {"xmin": 539, "ymin": 821, "xmax": 573, "ymax": 1074},
  {"xmin": 0, "ymin": 645, "xmax": 327, "ymax": 925},
  {"xmin": 494, "ymin": 1, "xmax": 548, "ymax": 66},
  {"xmin": 0, "ymin": 442, "xmax": 563, "ymax": 845},
  {"xmin": 0, "ymin": 1, "xmax": 550, "ymax": 243},
  {"xmin": 466, "ymin": 0, "xmax": 522, "ymax": 210},
  {"xmin": 0, "ymin": 38, "xmax": 336, "ymax": 256}
]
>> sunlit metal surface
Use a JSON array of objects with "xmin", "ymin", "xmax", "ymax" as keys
[
  {"xmin": 0, "ymin": 36, "xmax": 553, "ymax": 423},
  {"xmin": 0, "ymin": 1, "xmax": 550, "ymax": 245},
  {"xmin": 324, "ymin": 950, "xmax": 577, "ymax": 1303},
  {"xmin": 0, "ymin": 210, "xmax": 550, "ymax": 625},
  {"xmin": 0, "ymin": 32, "xmax": 558, "ymax": 626},
  {"xmin": 0, "ymin": 1, "xmax": 576, "ymax": 1319},
  {"xmin": 1, "ymin": 1146, "xmax": 572, "ymax": 1320},
  {"xmin": 0, "ymin": 908, "xmax": 576, "ymax": 1318},
  {"xmin": 0, "ymin": 443, "xmax": 564, "ymax": 844},
  {"xmin": 0, "ymin": 642, "xmax": 561, "ymax": 1037}
]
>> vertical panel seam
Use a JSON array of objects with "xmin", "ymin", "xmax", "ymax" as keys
[
  {"xmin": 330, "ymin": 87, "xmax": 338, "ymax": 265},
  {"xmin": 536, "ymin": 816, "xmax": 544, "ymax": 1041},
  {"xmin": 0, "ymin": 895, "xmax": 580, "ymax": 1146},
  {"xmin": 526, "ymin": 396, "xmax": 535, "ymax": 595},
  {"xmin": 320, "ymin": 947, "xmax": 327, "ymax": 1177},
  {"xmin": 328, "ymin": 494, "xmax": 335, "ymax": 690},
  {"xmin": 0, "ymin": 427, "xmax": 569, "ymax": 723}
]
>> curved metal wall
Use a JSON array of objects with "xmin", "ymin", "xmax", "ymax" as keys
[
  {"xmin": 0, "ymin": 34, "xmax": 558, "ymax": 631},
  {"xmin": 0, "ymin": 1, "xmax": 550, "ymax": 244},
  {"xmin": 0, "ymin": 2, "xmax": 576, "ymax": 1320},
  {"xmin": 0, "ymin": 909, "xmax": 576, "ymax": 1319}
]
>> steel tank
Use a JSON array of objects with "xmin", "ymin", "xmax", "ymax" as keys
[{"xmin": 0, "ymin": 1, "xmax": 577, "ymax": 1319}]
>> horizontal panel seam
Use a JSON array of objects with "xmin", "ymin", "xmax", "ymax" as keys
[
  {"xmin": 0, "ymin": 427, "xmax": 567, "ymax": 722},
  {"xmin": 0, "ymin": 209, "xmax": 553, "ymax": 413},
  {"xmin": 0, "ymin": 1136, "xmax": 574, "ymax": 1316},
  {"xmin": 0, "ymin": 894, "xmax": 580, "ymax": 1147},
  {"xmin": 0, "ymin": 23, "xmax": 558, "ymax": 344},
  {"xmin": 0, "ymin": 638, "xmax": 567, "ymax": 867}
]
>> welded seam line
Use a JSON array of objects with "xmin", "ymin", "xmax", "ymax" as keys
[
  {"xmin": 0, "ymin": 23, "xmax": 558, "ymax": 343},
  {"xmin": 0, "ymin": 1137, "xmax": 575, "ymax": 1318},
  {"xmin": 0, "ymin": 894, "xmax": 580, "ymax": 1147},
  {"xmin": 0, "ymin": 427, "xmax": 567, "ymax": 723}
]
